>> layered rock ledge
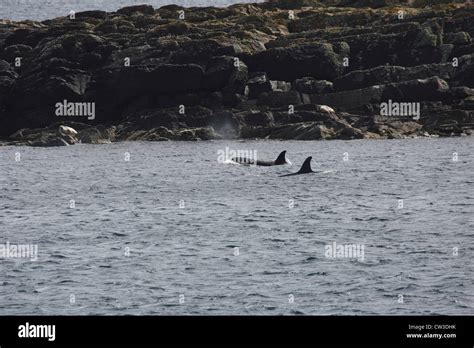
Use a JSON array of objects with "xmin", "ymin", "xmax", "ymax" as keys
[{"xmin": 0, "ymin": 0, "xmax": 473, "ymax": 146}]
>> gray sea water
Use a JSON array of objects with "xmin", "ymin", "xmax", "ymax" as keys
[
  {"xmin": 0, "ymin": 138, "xmax": 473, "ymax": 315},
  {"xmin": 0, "ymin": 0, "xmax": 263, "ymax": 21}
]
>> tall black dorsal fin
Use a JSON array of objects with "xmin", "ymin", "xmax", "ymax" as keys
[
  {"xmin": 297, "ymin": 156, "xmax": 313, "ymax": 173},
  {"xmin": 274, "ymin": 151, "xmax": 287, "ymax": 165}
]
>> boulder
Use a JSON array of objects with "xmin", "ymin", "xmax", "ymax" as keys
[
  {"xmin": 240, "ymin": 111, "xmax": 274, "ymax": 127},
  {"xmin": 194, "ymin": 127, "xmax": 222, "ymax": 140},
  {"xmin": 293, "ymin": 77, "xmax": 333, "ymax": 94},
  {"xmin": 1, "ymin": 44, "xmax": 33, "ymax": 62},
  {"xmin": 381, "ymin": 76, "xmax": 450, "ymax": 102},
  {"xmin": 257, "ymin": 91, "xmax": 302, "ymax": 107},
  {"xmin": 116, "ymin": 5, "xmax": 155, "ymax": 16},
  {"xmin": 247, "ymin": 72, "xmax": 272, "ymax": 99},
  {"xmin": 202, "ymin": 56, "xmax": 248, "ymax": 93},
  {"xmin": 77, "ymin": 126, "xmax": 115, "ymax": 144},
  {"xmin": 309, "ymin": 86, "xmax": 384, "ymax": 111}
]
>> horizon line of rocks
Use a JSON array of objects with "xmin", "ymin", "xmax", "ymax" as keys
[{"xmin": 0, "ymin": 0, "xmax": 472, "ymax": 146}]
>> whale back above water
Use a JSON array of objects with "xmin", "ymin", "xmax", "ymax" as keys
[
  {"xmin": 280, "ymin": 156, "xmax": 313, "ymax": 177},
  {"xmin": 232, "ymin": 150, "xmax": 289, "ymax": 166}
]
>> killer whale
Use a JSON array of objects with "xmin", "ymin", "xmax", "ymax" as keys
[
  {"xmin": 232, "ymin": 150, "xmax": 290, "ymax": 166},
  {"xmin": 279, "ymin": 156, "xmax": 313, "ymax": 177}
]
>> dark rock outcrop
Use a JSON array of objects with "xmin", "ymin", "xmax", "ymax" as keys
[{"xmin": 0, "ymin": 0, "xmax": 473, "ymax": 146}]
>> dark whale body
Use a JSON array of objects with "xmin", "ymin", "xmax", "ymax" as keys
[
  {"xmin": 232, "ymin": 150, "xmax": 288, "ymax": 166},
  {"xmin": 279, "ymin": 156, "xmax": 313, "ymax": 177}
]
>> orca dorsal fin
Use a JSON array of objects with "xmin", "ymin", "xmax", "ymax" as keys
[
  {"xmin": 274, "ymin": 151, "xmax": 287, "ymax": 165},
  {"xmin": 298, "ymin": 156, "xmax": 313, "ymax": 173}
]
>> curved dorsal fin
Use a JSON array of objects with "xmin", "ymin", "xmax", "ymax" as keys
[
  {"xmin": 274, "ymin": 150, "xmax": 287, "ymax": 165},
  {"xmin": 297, "ymin": 156, "xmax": 313, "ymax": 173}
]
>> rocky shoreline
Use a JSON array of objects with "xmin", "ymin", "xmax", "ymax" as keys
[{"xmin": 0, "ymin": 0, "xmax": 473, "ymax": 146}]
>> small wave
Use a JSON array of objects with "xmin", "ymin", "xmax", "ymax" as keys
[
  {"xmin": 222, "ymin": 159, "xmax": 239, "ymax": 165},
  {"xmin": 307, "ymin": 271, "xmax": 327, "ymax": 276},
  {"xmin": 111, "ymin": 232, "xmax": 128, "ymax": 237}
]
